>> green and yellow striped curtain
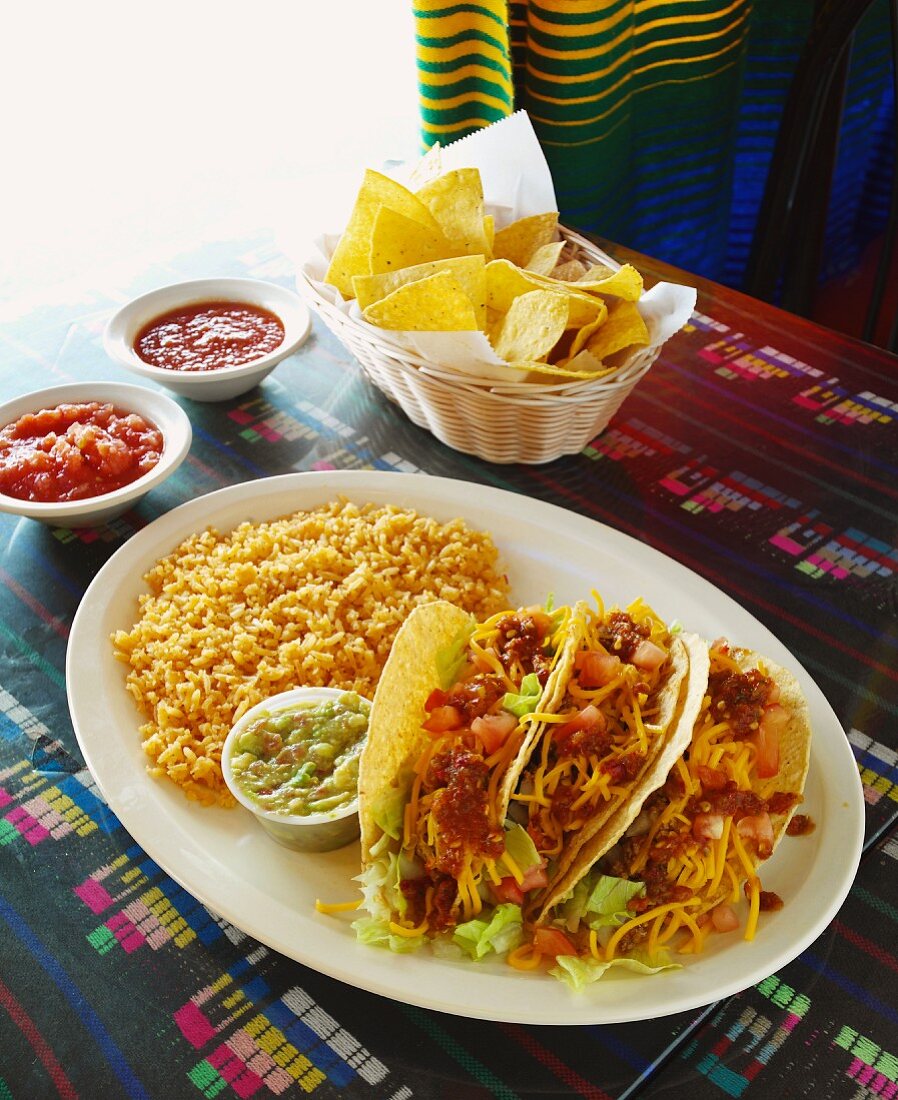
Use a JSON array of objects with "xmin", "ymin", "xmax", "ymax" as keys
[{"xmin": 414, "ymin": 0, "xmax": 894, "ymax": 289}]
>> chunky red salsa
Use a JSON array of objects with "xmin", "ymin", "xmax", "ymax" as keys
[
  {"xmin": 0, "ymin": 402, "xmax": 163, "ymax": 503},
  {"xmin": 134, "ymin": 300, "xmax": 284, "ymax": 372}
]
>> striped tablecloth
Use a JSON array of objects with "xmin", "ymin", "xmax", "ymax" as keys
[{"xmin": 1, "ymin": 229, "xmax": 896, "ymax": 1099}]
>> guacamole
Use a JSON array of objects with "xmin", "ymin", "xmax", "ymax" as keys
[{"xmin": 229, "ymin": 692, "xmax": 370, "ymax": 817}]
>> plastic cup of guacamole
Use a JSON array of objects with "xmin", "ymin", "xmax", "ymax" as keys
[{"xmin": 222, "ymin": 686, "xmax": 371, "ymax": 852}]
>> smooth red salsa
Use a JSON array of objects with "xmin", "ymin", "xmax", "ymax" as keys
[
  {"xmin": 0, "ymin": 402, "xmax": 163, "ymax": 503},
  {"xmin": 134, "ymin": 300, "xmax": 284, "ymax": 372}
]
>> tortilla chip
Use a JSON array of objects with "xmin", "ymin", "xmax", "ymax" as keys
[
  {"xmin": 586, "ymin": 299, "xmax": 650, "ymax": 360},
  {"xmin": 406, "ymin": 142, "xmax": 443, "ymax": 190},
  {"xmin": 352, "ymin": 255, "xmax": 487, "ymax": 325},
  {"xmin": 368, "ymin": 206, "xmax": 459, "ymax": 276},
  {"xmin": 483, "ymin": 214, "xmax": 495, "ymax": 255},
  {"xmin": 554, "ymin": 348, "xmax": 614, "ymax": 377},
  {"xmin": 416, "ymin": 167, "xmax": 490, "ymax": 256},
  {"xmin": 486, "ymin": 259, "xmax": 602, "ymax": 330},
  {"xmin": 526, "ymin": 241, "xmax": 566, "ymax": 276},
  {"xmin": 490, "ymin": 289, "xmax": 569, "ymax": 364},
  {"xmin": 362, "ymin": 270, "xmax": 479, "ymax": 331},
  {"xmin": 492, "ymin": 212, "xmax": 559, "ymax": 267},
  {"xmin": 552, "ymin": 259, "xmax": 589, "ymax": 282},
  {"xmin": 499, "ymin": 359, "xmax": 613, "ymax": 382},
  {"xmin": 577, "ymin": 263, "xmax": 644, "ymax": 301},
  {"xmin": 567, "ymin": 299, "xmax": 609, "ymax": 358},
  {"xmin": 324, "ymin": 169, "xmax": 441, "ymax": 297}
]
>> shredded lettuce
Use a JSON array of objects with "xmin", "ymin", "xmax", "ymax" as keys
[
  {"xmin": 355, "ymin": 849, "xmax": 407, "ymax": 922},
  {"xmin": 453, "ymin": 903, "xmax": 524, "ymax": 960},
  {"xmin": 502, "ymin": 672, "xmax": 543, "ymax": 718},
  {"xmin": 495, "ymin": 823, "xmax": 542, "ymax": 880},
  {"xmin": 550, "ymin": 950, "xmax": 679, "ymax": 991},
  {"xmin": 435, "ymin": 621, "xmax": 476, "ymax": 690},
  {"xmin": 560, "ymin": 874, "xmax": 645, "ymax": 931},
  {"xmin": 352, "ymin": 915, "xmax": 426, "ymax": 953},
  {"xmin": 372, "ymin": 791, "xmax": 405, "ymax": 842}
]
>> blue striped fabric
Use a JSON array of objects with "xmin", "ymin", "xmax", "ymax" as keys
[{"xmin": 418, "ymin": 0, "xmax": 895, "ymax": 292}]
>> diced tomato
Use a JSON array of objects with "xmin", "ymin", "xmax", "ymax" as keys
[
  {"xmin": 574, "ymin": 650, "xmax": 622, "ymax": 688},
  {"xmin": 533, "ymin": 927, "xmax": 577, "ymax": 958},
  {"xmin": 630, "ymin": 640, "xmax": 666, "ymax": 671},
  {"xmin": 711, "ymin": 903, "xmax": 740, "ymax": 933},
  {"xmin": 752, "ymin": 704, "xmax": 786, "ymax": 778},
  {"xmin": 519, "ymin": 862, "xmax": 549, "ymax": 892},
  {"xmin": 425, "ymin": 688, "xmax": 448, "ymax": 711},
  {"xmin": 422, "ymin": 705, "xmax": 464, "ymax": 734},
  {"xmin": 693, "ymin": 813, "xmax": 724, "ymax": 841},
  {"xmin": 696, "ymin": 765, "xmax": 727, "ymax": 791},
  {"xmin": 554, "ymin": 704, "xmax": 605, "ymax": 742},
  {"xmin": 492, "ymin": 877, "xmax": 524, "ymax": 905},
  {"xmin": 736, "ymin": 812, "xmax": 774, "ymax": 859},
  {"xmin": 471, "ymin": 712, "xmax": 517, "ymax": 754},
  {"xmin": 524, "ymin": 608, "xmax": 553, "ymax": 636}
]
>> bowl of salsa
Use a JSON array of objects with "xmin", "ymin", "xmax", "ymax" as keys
[
  {"xmin": 0, "ymin": 381, "xmax": 191, "ymax": 527},
  {"xmin": 103, "ymin": 277, "xmax": 312, "ymax": 402},
  {"xmin": 222, "ymin": 687, "xmax": 371, "ymax": 852}
]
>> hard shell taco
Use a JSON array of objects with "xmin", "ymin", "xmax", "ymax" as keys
[
  {"xmin": 354, "ymin": 593, "xmax": 703, "ymax": 966},
  {"xmin": 534, "ymin": 637, "xmax": 812, "ymax": 988},
  {"xmin": 355, "ymin": 597, "xmax": 574, "ymax": 954},
  {"xmin": 507, "ymin": 595, "xmax": 703, "ymax": 919}
]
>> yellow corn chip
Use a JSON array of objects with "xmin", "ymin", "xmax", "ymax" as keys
[
  {"xmin": 577, "ymin": 263, "xmax": 644, "ymax": 301},
  {"xmin": 526, "ymin": 241, "xmax": 565, "ymax": 276},
  {"xmin": 554, "ymin": 348, "xmax": 614, "ymax": 376},
  {"xmin": 492, "ymin": 213, "xmax": 559, "ymax": 267},
  {"xmin": 552, "ymin": 259, "xmax": 588, "ymax": 281},
  {"xmin": 416, "ymin": 168, "xmax": 490, "ymax": 256},
  {"xmin": 352, "ymin": 255, "xmax": 486, "ymax": 326},
  {"xmin": 368, "ymin": 206, "xmax": 459, "ymax": 276},
  {"xmin": 486, "ymin": 260, "xmax": 602, "ymax": 329},
  {"xmin": 407, "ymin": 143, "xmax": 443, "ymax": 190},
  {"xmin": 495, "ymin": 358, "xmax": 613, "ymax": 381},
  {"xmin": 483, "ymin": 214, "xmax": 495, "ymax": 255},
  {"xmin": 490, "ymin": 289, "xmax": 568, "ymax": 363},
  {"xmin": 324, "ymin": 169, "xmax": 441, "ymax": 298},
  {"xmin": 586, "ymin": 299, "xmax": 650, "ymax": 359},
  {"xmin": 567, "ymin": 299, "xmax": 609, "ymax": 358},
  {"xmin": 362, "ymin": 271, "xmax": 479, "ymax": 331}
]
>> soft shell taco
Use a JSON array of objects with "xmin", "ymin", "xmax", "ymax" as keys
[
  {"xmin": 355, "ymin": 598, "xmax": 574, "ymax": 953},
  {"xmin": 354, "ymin": 593, "xmax": 701, "ymax": 962},
  {"xmin": 535, "ymin": 637, "xmax": 812, "ymax": 988}
]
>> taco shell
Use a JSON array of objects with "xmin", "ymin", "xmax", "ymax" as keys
[
  {"xmin": 543, "ymin": 637, "xmax": 812, "ymax": 929},
  {"xmin": 357, "ymin": 600, "xmax": 474, "ymax": 861},
  {"xmin": 536, "ymin": 630, "xmax": 707, "ymax": 918}
]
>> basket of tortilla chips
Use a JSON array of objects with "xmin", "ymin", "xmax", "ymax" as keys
[{"xmin": 296, "ymin": 125, "xmax": 696, "ymax": 465}]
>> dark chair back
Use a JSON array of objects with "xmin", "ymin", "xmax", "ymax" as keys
[{"xmin": 744, "ymin": 0, "xmax": 898, "ymax": 352}]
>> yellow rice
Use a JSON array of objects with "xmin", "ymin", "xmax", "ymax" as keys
[{"xmin": 112, "ymin": 498, "xmax": 510, "ymax": 806}]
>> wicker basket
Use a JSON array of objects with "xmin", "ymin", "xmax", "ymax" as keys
[{"xmin": 296, "ymin": 227, "xmax": 661, "ymax": 465}]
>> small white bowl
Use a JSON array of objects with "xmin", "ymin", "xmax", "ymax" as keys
[
  {"xmin": 103, "ymin": 277, "xmax": 312, "ymax": 402},
  {"xmin": 222, "ymin": 687, "xmax": 369, "ymax": 853},
  {"xmin": 0, "ymin": 381, "xmax": 192, "ymax": 528}
]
